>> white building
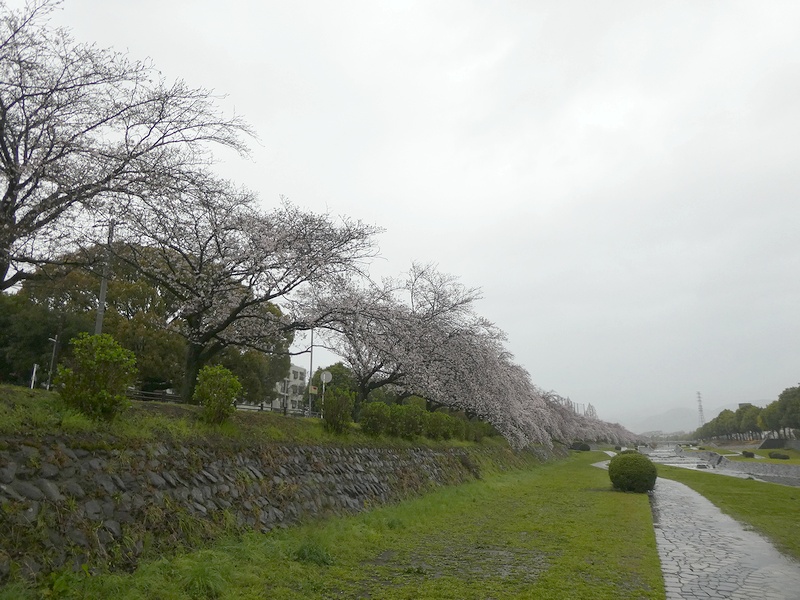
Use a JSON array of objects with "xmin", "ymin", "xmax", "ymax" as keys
[{"xmin": 273, "ymin": 364, "xmax": 307, "ymax": 413}]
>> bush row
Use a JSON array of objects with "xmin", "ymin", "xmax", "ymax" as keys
[
  {"xmin": 360, "ymin": 402, "xmax": 494, "ymax": 442},
  {"xmin": 769, "ymin": 451, "xmax": 790, "ymax": 460}
]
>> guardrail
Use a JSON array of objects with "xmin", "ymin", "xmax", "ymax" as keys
[
  {"xmin": 124, "ymin": 391, "xmax": 321, "ymax": 419},
  {"xmin": 234, "ymin": 402, "xmax": 320, "ymax": 419},
  {"xmin": 126, "ymin": 389, "xmax": 182, "ymax": 403}
]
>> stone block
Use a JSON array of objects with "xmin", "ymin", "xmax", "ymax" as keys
[
  {"xmin": 11, "ymin": 480, "xmax": 44, "ymax": 501},
  {"xmin": 35, "ymin": 479, "xmax": 64, "ymax": 502}
]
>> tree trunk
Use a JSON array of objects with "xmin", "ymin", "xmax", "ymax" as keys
[{"xmin": 182, "ymin": 342, "xmax": 205, "ymax": 403}]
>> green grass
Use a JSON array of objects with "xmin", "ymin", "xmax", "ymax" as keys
[
  {"xmin": 8, "ymin": 451, "xmax": 664, "ymax": 600},
  {"xmin": 657, "ymin": 465, "xmax": 800, "ymax": 560},
  {"xmin": 0, "ymin": 384, "xmax": 505, "ymax": 451}
]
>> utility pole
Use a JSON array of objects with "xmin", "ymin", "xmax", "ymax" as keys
[
  {"xmin": 94, "ymin": 221, "xmax": 115, "ymax": 335},
  {"xmin": 697, "ymin": 392, "xmax": 705, "ymax": 427},
  {"xmin": 46, "ymin": 335, "xmax": 59, "ymax": 390},
  {"xmin": 307, "ymin": 328, "xmax": 314, "ymax": 416}
]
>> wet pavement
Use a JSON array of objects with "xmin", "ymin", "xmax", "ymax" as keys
[
  {"xmin": 651, "ymin": 476, "xmax": 800, "ymax": 599},
  {"xmin": 598, "ymin": 449, "xmax": 800, "ymax": 599}
]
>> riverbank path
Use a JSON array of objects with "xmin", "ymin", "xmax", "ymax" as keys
[{"xmin": 652, "ymin": 475, "xmax": 800, "ymax": 599}]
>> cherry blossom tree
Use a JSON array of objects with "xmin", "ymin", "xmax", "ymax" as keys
[
  {"xmin": 313, "ymin": 263, "xmax": 482, "ymax": 416},
  {"xmin": 0, "ymin": 0, "xmax": 251, "ymax": 290},
  {"xmin": 315, "ymin": 264, "xmax": 556, "ymax": 446},
  {"xmin": 315, "ymin": 263, "xmax": 641, "ymax": 448},
  {"xmin": 109, "ymin": 182, "xmax": 380, "ymax": 401}
]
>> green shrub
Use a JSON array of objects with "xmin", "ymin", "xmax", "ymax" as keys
[
  {"xmin": 741, "ymin": 450, "xmax": 755, "ymax": 458},
  {"xmin": 397, "ymin": 404, "xmax": 426, "ymax": 439},
  {"xmin": 56, "ymin": 333, "xmax": 137, "ymax": 420},
  {"xmin": 424, "ymin": 411, "xmax": 453, "ymax": 440},
  {"xmin": 570, "ymin": 442, "xmax": 591, "ymax": 451},
  {"xmin": 193, "ymin": 365, "xmax": 241, "ymax": 424},
  {"xmin": 769, "ymin": 451, "xmax": 790, "ymax": 460},
  {"xmin": 322, "ymin": 388, "xmax": 354, "ymax": 434},
  {"xmin": 450, "ymin": 416, "xmax": 467, "ymax": 441},
  {"xmin": 386, "ymin": 404, "xmax": 405, "ymax": 437},
  {"xmin": 617, "ymin": 449, "xmax": 639, "ymax": 455},
  {"xmin": 608, "ymin": 452, "xmax": 657, "ymax": 493},
  {"xmin": 614, "ymin": 445, "xmax": 622, "ymax": 451},
  {"xmin": 467, "ymin": 420, "xmax": 497, "ymax": 442},
  {"xmin": 466, "ymin": 420, "xmax": 483, "ymax": 442},
  {"xmin": 360, "ymin": 401, "xmax": 391, "ymax": 436}
]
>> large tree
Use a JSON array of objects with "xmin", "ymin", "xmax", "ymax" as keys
[
  {"xmin": 316, "ymin": 264, "xmax": 569, "ymax": 447},
  {"xmin": 111, "ymin": 183, "xmax": 380, "ymax": 401},
  {"xmin": 314, "ymin": 263, "xmax": 483, "ymax": 415},
  {"xmin": 0, "ymin": 0, "xmax": 251, "ymax": 290}
]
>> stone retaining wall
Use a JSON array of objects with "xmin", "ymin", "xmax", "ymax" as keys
[
  {"xmin": 0, "ymin": 437, "xmax": 548, "ymax": 582},
  {"xmin": 715, "ymin": 456, "xmax": 800, "ymax": 479},
  {"xmin": 758, "ymin": 439, "xmax": 800, "ymax": 451},
  {"xmin": 677, "ymin": 448, "xmax": 800, "ymax": 479}
]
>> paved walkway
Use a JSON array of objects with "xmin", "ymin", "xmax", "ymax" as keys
[{"xmin": 652, "ymin": 475, "xmax": 800, "ymax": 599}]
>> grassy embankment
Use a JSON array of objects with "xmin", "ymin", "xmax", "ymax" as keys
[
  {"xmin": 1, "ymin": 385, "xmax": 665, "ymax": 598},
  {"xmin": 658, "ymin": 465, "xmax": 800, "ymax": 560},
  {"xmin": 0, "ymin": 384, "xmax": 484, "ymax": 450},
  {"xmin": 2, "ymin": 451, "xmax": 664, "ymax": 600}
]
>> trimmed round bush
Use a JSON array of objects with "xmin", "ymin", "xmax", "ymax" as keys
[
  {"xmin": 608, "ymin": 452, "xmax": 657, "ymax": 493},
  {"xmin": 741, "ymin": 450, "xmax": 755, "ymax": 458},
  {"xmin": 768, "ymin": 451, "xmax": 790, "ymax": 460},
  {"xmin": 617, "ymin": 449, "xmax": 639, "ymax": 455},
  {"xmin": 570, "ymin": 441, "xmax": 591, "ymax": 451}
]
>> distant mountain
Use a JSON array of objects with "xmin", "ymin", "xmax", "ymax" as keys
[
  {"xmin": 628, "ymin": 402, "xmax": 741, "ymax": 435},
  {"xmin": 629, "ymin": 406, "xmax": 698, "ymax": 435}
]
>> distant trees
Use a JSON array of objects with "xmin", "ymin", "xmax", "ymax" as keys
[
  {"xmin": 0, "ymin": 0, "xmax": 251, "ymax": 290},
  {"xmin": 695, "ymin": 385, "xmax": 800, "ymax": 440}
]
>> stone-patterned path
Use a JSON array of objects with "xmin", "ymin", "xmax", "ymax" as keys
[{"xmin": 652, "ymin": 476, "xmax": 800, "ymax": 599}]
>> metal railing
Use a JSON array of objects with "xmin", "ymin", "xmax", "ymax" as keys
[{"xmin": 126, "ymin": 389, "xmax": 182, "ymax": 403}]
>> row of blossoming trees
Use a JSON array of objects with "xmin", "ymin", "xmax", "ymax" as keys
[{"xmin": 0, "ymin": 1, "xmax": 638, "ymax": 449}]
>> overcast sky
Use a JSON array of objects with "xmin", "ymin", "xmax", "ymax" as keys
[{"xmin": 31, "ymin": 0, "xmax": 800, "ymax": 431}]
